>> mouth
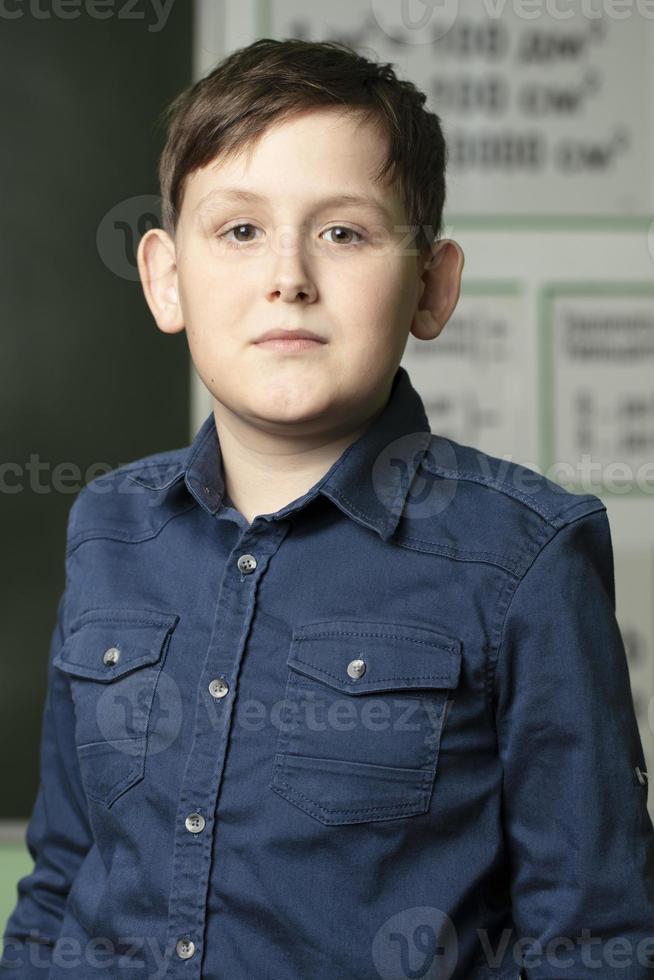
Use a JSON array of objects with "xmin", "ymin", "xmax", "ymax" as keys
[
  {"xmin": 253, "ymin": 327, "xmax": 327, "ymax": 353},
  {"xmin": 253, "ymin": 336, "xmax": 327, "ymax": 353}
]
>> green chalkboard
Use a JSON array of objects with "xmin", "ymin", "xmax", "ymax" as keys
[{"xmin": 0, "ymin": 0, "xmax": 193, "ymax": 820}]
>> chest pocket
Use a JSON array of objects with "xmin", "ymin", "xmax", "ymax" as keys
[
  {"xmin": 53, "ymin": 607, "xmax": 179, "ymax": 808},
  {"xmin": 269, "ymin": 619, "xmax": 462, "ymax": 826}
]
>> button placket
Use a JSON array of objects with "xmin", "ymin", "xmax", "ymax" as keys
[{"xmin": 164, "ymin": 523, "xmax": 291, "ymax": 978}]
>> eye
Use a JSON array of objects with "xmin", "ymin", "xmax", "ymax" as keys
[
  {"xmin": 321, "ymin": 225, "xmax": 365, "ymax": 247},
  {"xmin": 220, "ymin": 223, "xmax": 262, "ymax": 247}
]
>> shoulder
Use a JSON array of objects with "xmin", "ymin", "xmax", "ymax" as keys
[
  {"xmin": 65, "ymin": 447, "xmax": 190, "ymax": 553},
  {"xmin": 399, "ymin": 433, "xmax": 607, "ymax": 578}
]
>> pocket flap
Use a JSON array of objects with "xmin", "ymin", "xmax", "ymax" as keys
[
  {"xmin": 288, "ymin": 619, "xmax": 462, "ymax": 694},
  {"xmin": 53, "ymin": 608, "xmax": 179, "ymax": 681}
]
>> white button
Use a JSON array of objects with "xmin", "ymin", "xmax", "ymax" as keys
[
  {"xmin": 209, "ymin": 678, "xmax": 229, "ymax": 699},
  {"xmin": 185, "ymin": 812, "xmax": 206, "ymax": 834},
  {"xmin": 103, "ymin": 646, "xmax": 120, "ymax": 666},
  {"xmin": 635, "ymin": 765, "xmax": 649, "ymax": 785},
  {"xmin": 237, "ymin": 553, "xmax": 257, "ymax": 574},
  {"xmin": 176, "ymin": 937, "xmax": 195, "ymax": 959},
  {"xmin": 347, "ymin": 658, "xmax": 366, "ymax": 679}
]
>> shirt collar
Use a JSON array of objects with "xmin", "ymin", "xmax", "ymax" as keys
[{"xmin": 131, "ymin": 365, "xmax": 432, "ymax": 542}]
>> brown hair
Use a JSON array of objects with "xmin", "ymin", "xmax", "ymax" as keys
[{"xmin": 156, "ymin": 37, "xmax": 448, "ymax": 256}]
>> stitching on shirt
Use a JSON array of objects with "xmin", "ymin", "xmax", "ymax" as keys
[
  {"xmin": 485, "ymin": 517, "xmax": 560, "ymax": 730},
  {"xmin": 421, "ymin": 455, "xmax": 605, "ymax": 529},
  {"xmin": 83, "ymin": 453, "xmax": 186, "ymax": 489},
  {"xmin": 293, "ymin": 654, "xmax": 455, "ymax": 686},
  {"xmin": 397, "ymin": 536, "xmax": 523, "ymax": 575},
  {"xmin": 294, "ymin": 628, "xmax": 457, "ymax": 651},
  {"xmin": 292, "ymin": 655, "xmax": 456, "ymax": 686},
  {"xmin": 66, "ymin": 500, "xmax": 198, "ymax": 554},
  {"xmin": 69, "ymin": 616, "xmax": 175, "ymax": 631},
  {"xmin": 274, "ymin": 779, "xmax": 429, "ymax": 815},
  {"xmin": 325, "ymin": 485, "xmax": 392, "ymax": 528},
  {"xmin": 419, "ymin": 457, "xmax": 564, "ymax": 523}
]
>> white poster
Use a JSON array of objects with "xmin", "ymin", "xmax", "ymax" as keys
[
  {"xmin": 401, "ymin": 287, "xmax": 530, "ymax": 460},
  {"xmin": 542, "ymin": 286, "xmax": 654, "ymax": 495},
  {"xmin": 268, "ymin": 0, "xmax": 654, "ymax": 218}
]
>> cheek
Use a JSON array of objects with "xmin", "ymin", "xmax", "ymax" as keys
[{"xmin": 342, "ymin": 261, "xmax": 414, "ymax": 330}]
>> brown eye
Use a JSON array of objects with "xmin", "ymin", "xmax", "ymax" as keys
[
  {"xmin": 227, "ymin": 223, "xmax": 257, "ymax": 243},
  {"xmin": 322, "ymin": 226, "xmax": 364, "ymax": 246}
]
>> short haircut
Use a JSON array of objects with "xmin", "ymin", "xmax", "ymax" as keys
[{"xmin": 157, "ymin": 37, "xmax": 448, "ymax": 257}]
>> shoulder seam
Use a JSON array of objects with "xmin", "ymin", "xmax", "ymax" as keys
[
  {"xmin": 420, "ymin": 454, "xmax": 605, "ymax": 528},
  {"xmin": 83, "ymin": 449, "xmax": 187, "ymax": 489}
]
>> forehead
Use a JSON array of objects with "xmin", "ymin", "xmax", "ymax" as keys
[{"xmin": 182, "ymin": 106, "xmax": 405, "ymax": 221}]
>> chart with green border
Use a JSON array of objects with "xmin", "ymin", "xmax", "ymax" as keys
[{"xmin": 539, "ymin": 282, "xmax": 654, "ymax": 497}]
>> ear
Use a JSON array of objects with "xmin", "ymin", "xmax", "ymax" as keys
[
  {"xmin": 136, "ymin": 227, "xmax": 185, "ymax": 334},
  {"xmin": 410, "ymin": 239, "xmax": 465, "ymax": 341}
]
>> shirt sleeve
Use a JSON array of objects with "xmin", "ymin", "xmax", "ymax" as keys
[
  {"xmin": 1, "ymin": 543, "xmax": 94, "ymax": 975},
  {"xmin": 493, "ymin": 507, "xmax": 654, "ymax": 980}
]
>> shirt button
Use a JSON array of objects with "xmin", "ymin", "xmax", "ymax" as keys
[
  {"xmin": 237, "ymin": 553, "xmax": 257, "ymax": 574},
  {"xmin": 209, "ymin": 678, "xmax": 229, "ymax": 699},
  {"xmin": 102, "ymin": 646, "xmax": 120, "ymax": 666},
  {"xmin": 635, "ymin": 765, "xmax": 649, "ymax": 785},
  {"xmin": 185, "ymin": 812, "xmax": 206, "ymax": 834},
  {"xmin": 175, "ymin": 937, "xmax": 195, "ymax": 959},
  {"xmin": 347, "ymin": 658, "xmax": 366, "ymax": 679}
]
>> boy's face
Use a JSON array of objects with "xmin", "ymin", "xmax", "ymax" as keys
[{"xmin": 140, "ymin": 106, "xmax": 462, "ymax": 436}]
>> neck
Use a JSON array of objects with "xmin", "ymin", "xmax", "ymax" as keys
[{"xmin": 211, "ymin": 392, "xmax": 389, "ymax": 525}]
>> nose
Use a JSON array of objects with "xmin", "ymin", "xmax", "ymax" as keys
[{"xmin": 267, "ymin": 231, "xmax": 317, "ymax": 303}]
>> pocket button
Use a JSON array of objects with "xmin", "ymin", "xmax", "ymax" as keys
[
  {"xmin": 346, "ymin": 658, "xmax": 366, "ymax": 679},
  {"xmin": 102, "ymin": 646, "xmax": 121, "ymax": 666}
]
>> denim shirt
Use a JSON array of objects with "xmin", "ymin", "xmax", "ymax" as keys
[{"xmin": 2, "ymin": 365, "xmax": 653, "ymax": 980}]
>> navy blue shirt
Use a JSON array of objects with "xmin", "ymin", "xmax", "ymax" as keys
[{"xmin": 3, "ymin": 366, "xmax": 653, "ymax": 979}]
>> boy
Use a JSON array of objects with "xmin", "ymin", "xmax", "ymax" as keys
[{"xmin": 2, "ymin": 37, "xmax": 653, "ymax": 980}]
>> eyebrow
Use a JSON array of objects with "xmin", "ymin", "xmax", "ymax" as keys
[{"xmin": 194, "ymin": 187, "xmax": 394, "ymax": 222}]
